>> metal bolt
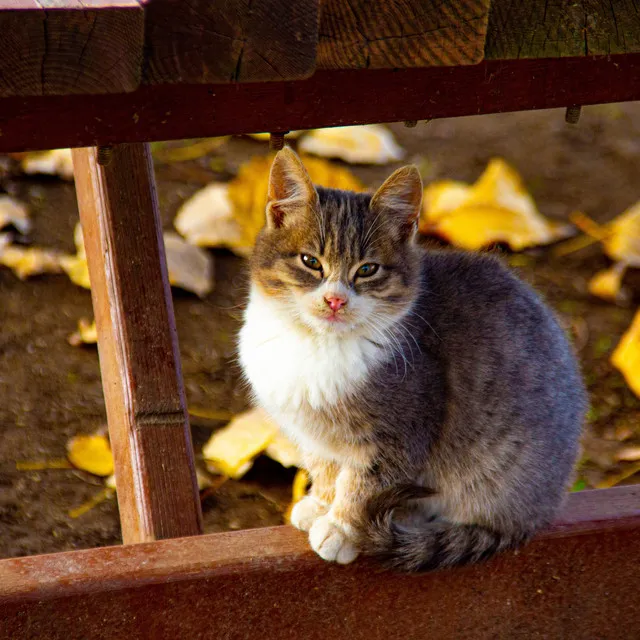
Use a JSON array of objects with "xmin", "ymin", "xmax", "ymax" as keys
[
  {"xmin": 404, "ymin": 120, "xmax": 418, "ymax": 128},
  {"xmin": 269, "ymin": 133, "xmax": 287, "ymax": 151},
  {"xmin": 97, "ymin": 145, "xmax": 114, "ymax": 166},
  {"xmin": 565, "ymin": 106, "xmax": 582, "ymax": 125}
]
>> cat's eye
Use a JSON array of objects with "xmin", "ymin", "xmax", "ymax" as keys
[
  {"xmin": 301, "ymin": 254, "xmax": 322, "ymax": 272},
  {"xmin": 355, "ymin": 263, "xmax": 379, "ymax": 278}
]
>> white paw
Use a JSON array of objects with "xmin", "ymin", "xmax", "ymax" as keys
[
  {"xmin": 308, "ymin": 514, "xmax": 359, "ymax": 564},
  {"xmin": 290, "ymin": 496, "xmax": 327, "ymax": 532}
]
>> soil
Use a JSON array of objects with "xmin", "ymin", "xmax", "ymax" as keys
[{"xmin": 2, "ymin": 104, "xmax": 640, "ymax": 559}]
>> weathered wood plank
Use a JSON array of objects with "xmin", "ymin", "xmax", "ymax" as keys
[
  {"xmin": 143, "ymin": 0, "xmax": 319, "ymax": 84},
  {"xmin": 1, "ymin": 487, "xmax": 639, "ymax": 639},
  {"xmin": 318, "ymin": 0, "xmax": 491, "ymax": 68},
  {"xmin": 2, "ymin": 54, "xmax": 640, "ymax": 153},
  {"xmin": 71, "ymin": 145, "xmax": 203, "ymax": 544},
  {"xmin": 0, "ymin": 0, "xmax": 144, "ymax": 97},
  {"xmin": 486, "ymin": 0, "xmax": 640, "ymax": 59}
]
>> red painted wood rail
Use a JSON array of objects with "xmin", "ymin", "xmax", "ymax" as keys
[
  {"xmin": 2, "ymin": 54, "xmax": 640, "ymax": 154},
  {"xmin": 1, "ymin": 486, "xmax": 639, "ymax": 639}
]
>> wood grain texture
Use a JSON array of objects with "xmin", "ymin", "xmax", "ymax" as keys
[
  {"xmin": 486, "ymin": 0, "xmax": 640, "ymax": 59},
  {"xmin": 1, "ymin": 486, "xmax": 639, "ymax": 639},
  {"xmin": 71, "ymin": 145, "xmax": 202, "ymax": 544},
  {"xmin": 143, "ymin": 0, "xmax": 319, "ymax": 84},
  {"xmin": 3, "ymin": 54, "xmax": 640, "ymax": 153},
  {"xmin": 317, "ymin": 0, "xmax": 491, "ymax": 68},
  {"xmin": 0, "ymin": 0, "xmax": 144, "ymax": 97}
]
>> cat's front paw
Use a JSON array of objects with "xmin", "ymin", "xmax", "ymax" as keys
[
  {"xmin": 308, "ymin": 514, "xmax": 359, "ymax": 564},
  {"xmin": 290, "ymin": 496, "xmax": 327, "ymax": 532}
]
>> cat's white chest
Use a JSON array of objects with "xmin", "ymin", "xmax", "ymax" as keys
[{"xmin": 239, "ymin": 289, "xmax": 379, "ymax": 456}]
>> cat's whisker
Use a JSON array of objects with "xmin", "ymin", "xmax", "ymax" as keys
[{"xmin": 406, "ymin": 309, "xmax": 441, "ymax": 341}]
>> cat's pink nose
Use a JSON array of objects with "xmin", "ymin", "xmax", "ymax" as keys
[{"xmin": 324, "ymin": 294, "xmax": 347, "ymax": 312}]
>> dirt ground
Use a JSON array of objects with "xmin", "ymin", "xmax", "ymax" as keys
[{"xmin": 2, "ymin": 104, "xmax": 640, "ymax": 559}]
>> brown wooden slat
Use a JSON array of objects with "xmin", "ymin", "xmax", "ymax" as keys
[
  {"xmin": 1, "ymin": 54, "xmax": 640, "ymax": 153},
  {"xmin": 71, "ymin": 145, "xmax": 202, "ymax": 544},
  {"xmin": 318, "ymin": 0, "xmax": 491, "ymax": 68},
  {"xmin": 1, "ymin": 487, "xmax": 639, "ymax": 639},
  {"xmin": 486, "ymin": 0, "xmax": 640, "ymax": 59},
  {"xmin": 143, "ymin": 0, "xmax": 319, "ymax": 84},
  {"xmin": 0, "ymin": 0, "xmax": 144, "ymax": 97}
]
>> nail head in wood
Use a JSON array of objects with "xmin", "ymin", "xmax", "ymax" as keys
[
  {"xmin": 269, "ymin": 132, "xmax": 287, "ymax": 150},
  {"xmin": 97, "ymin": 145, "xmax": 114, "ymax": 166},
  {"xmin": 565, "ymin": 106, "xmax": 582, "ymax": 124}
]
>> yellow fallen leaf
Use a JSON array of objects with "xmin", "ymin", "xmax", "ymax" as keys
[
  {"xmin": 264, "ymin": 432, "xmax": 301, "ymax": 468},
  {"xmin": 284, "ymin": 468, "xmax": 309, "ymax": 523},
  {"xmin": 163, "ymin": 231, "xmax": 214, "ymax": 298},
  {"xmin": 175, "ymin": 153, "xmax": 363, "ymax": 256},
  {"xmin": 0, "ymin": 195, "xmax": 31, "ymax": 234},
  {"xmin": 61, "ymin": 223, "xmax": 214, "ymax": 296},
  {"xmin": 21, "ymin": 149, "xmax": 74, "ymax": 181},
  {"xmin": 602, "ymin": 202, "xmax": 640, "ymax": 266},
  {"xmin": 152, "ymin": 137, "xmax": 230, "ymax": 164},
  {"xmin": 298, "ymin": 125, "xmax": 404, "ymax": 165},
  {"xmin": 68, "ymin": 318, "xmax": 97, "ymax": 347},
  {"xmin": 247, "ymin": 131, "xmax": 304, "ymax": 142},
  {"xmin": 59, "ymin": 223, "xmax": 91, "ymax": 289},
  {"xmin": 0, "ymin": 242, "xmax": 64, "ymax": 279},
  {"xmin": 202, "ymin": 408, "xmax": 279, "ymax": 479},
  {"xmin": 588, "ymin": 263, "xmax": 628, "ymax": 303},
  {"xmin": 174, "ymin": 184, "xmax": 246, "ymax": 253},
  {"xmin": 69, "ymin": 487, "xmax": 115, "ymax": 518},
  {"xmin": 611, "ymin": 310, "xmax": 640, "ymax": 398},
  {"xmin": 419, "ymin": 159, "xmax": 573, "ymax": 251},
  {"xmin": 16, "ymin": 459, "xmax": 73, "ymax": 471},
  {"xmin": 67, "ymin": 434, "xmax": 114, "ymax": 477}
]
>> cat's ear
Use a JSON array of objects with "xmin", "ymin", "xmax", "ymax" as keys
[
  {"xmin": 370, "ymin": 166, "xmax": 423, "ymax": 240},
  {"xmin": 266, "ymin": 147, "xmax": 318, "ymax": 229}
]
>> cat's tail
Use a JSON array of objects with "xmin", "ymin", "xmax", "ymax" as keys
[{"xmin": 357, "ymin": 486, "xmax": 528, "ymax": 572}]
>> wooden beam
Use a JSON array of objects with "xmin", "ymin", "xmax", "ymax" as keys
[
  {"xmin": 1, "ymin": 54, "xmax": 640, "ymax": 153},
  {"xmin": 71, "ymin": 145, "xmax": 202, "ymax": 543},
  {"xmin": 0, "ymin": 0, "xmax": 144, "ymax": 97},
  {"xmin": 143, "ymin": 0, "xmax": 319, "ymax": 84},
  {"xmin": 486, "ymin": 0, "xmax": 640, "ymax": 59},
  {"xmin": 317, "ymin": 0, "xmax": 491, "ymax": 68},
  {"xmin": 1, "ymin": 487, "xmax": 639, "ymax": 639}
]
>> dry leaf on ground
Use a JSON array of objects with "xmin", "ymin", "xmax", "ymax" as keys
[
  {"xmin": 0, "ymin": 195, "xmax": 31, "ymax": 234},
  {"xmin": 61, "ymin": 223, "xmax": 214, "ymax": 296},
  {"xmin": 152, "ymin": 137, "xmax": 230, "ymax": 164},
  {"xmin": 175, "ymin": 153, "xmax": 363, "ymax": 256},
  {"xmin": 247, "ymin": 132, "xmax": 304, "ymax": 142},
  {"xmin": 419, "ymin": 159, "xmax": 573, "ymax": 251},
  {"xmin": 611, "ymin": 309, "xmax": 640, "ymax": 398},
  {"xmin": 20, "ymin": 149, "xmax": 74, "ymax": 180},
  {"xmin": 68, "ymin": 318, "xmax": 97, "ymax": 346},
  {"xmin": 570, "ymin": 203, "xmax": 640, "ymax": 302},
  {"xmin": 264, "ymin": 432, "xmax": 301, "ymax": 468},
  {"xmin": 67, "ymin": 434, "xmax": 114, "ymax": 477},
  {"xmin": 202, "ymin": 408, "xmax": 279, "ymax": 479},
  {"xmin": 284, "ymin": 468, "xmax": 310, "ymax": 523},
  {"xmin": 0, "ymin": 242, "xmax": 64, "ymax": 279},
  {"xmin": 163, "ymin": 231, "xmax": 214, "ymax": 298},
  {"xmin": 298, "ymin": 125, "xmax": 404, "ymax": 165},
  {"xmin": 59, "ymin": 223, "xmax": 91, "ymax": 289}
]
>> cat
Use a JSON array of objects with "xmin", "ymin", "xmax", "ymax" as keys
[{"xmin": 239, "ymin": 147, "xmax": 586, "ymax": 571}]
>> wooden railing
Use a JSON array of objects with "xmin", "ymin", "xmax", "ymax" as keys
[{"xmin": 1, "ymin": 1, "xmax": 639, "ymax": 638}]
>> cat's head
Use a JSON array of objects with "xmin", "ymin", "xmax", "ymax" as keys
[{"xmin": 250, "ymin": 147, "xmax": 423, "ymax": 337}]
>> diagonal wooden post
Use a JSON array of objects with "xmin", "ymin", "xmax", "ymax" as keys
[{"xmin": 72, "ymin": 144, "xmax": 203, "ymax": 543}]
